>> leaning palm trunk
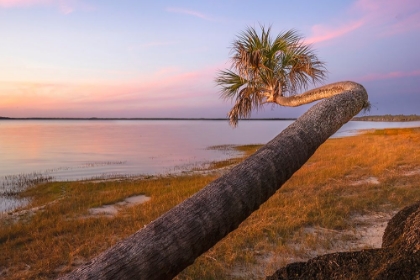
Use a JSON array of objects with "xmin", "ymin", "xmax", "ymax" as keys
[
  {"xmin": 60, "ymin": 81, "xmax": 368, "ymax": 280},
  {"xmin": 267, "ymin": 81, "xmax": 366, "ymax": 107}
]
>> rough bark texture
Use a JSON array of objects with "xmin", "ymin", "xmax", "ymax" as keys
[
  {"xmin": 267, "ymin": 201, "xmax": 420, "ymax": 280},
  {"xmin": 59, "ymin": 82, "xmax": 368, "ymax": 280}
]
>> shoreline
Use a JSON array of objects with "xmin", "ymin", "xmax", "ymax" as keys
[{"xmin": 352, "ymin": 114, "xmax": 420, "ymax": 122}]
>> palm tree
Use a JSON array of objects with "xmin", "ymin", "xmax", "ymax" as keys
[
  {"xmin": 216, "ymin": 26, "xmax": 369, "ymax": 126},
  {"xmin": 60, "ymin": 29, "xmax": 369, "ymax": 280}
]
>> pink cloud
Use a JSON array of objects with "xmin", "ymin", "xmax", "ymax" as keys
[
  {"xmin": 305, "ymin": 0, "xmax": 420, "ymax": 45},
  {"xmin": 359, "ymin": 69, "xmax": 420, "ymax": 81},
  {"xmin": 58, "ymin": 1, "xmax": 73, "ymax": 14},
  {"xmin": 0, "ymin": 0, "xmax": 51, "ymax": 7},
  {"xmin": 166, "ymin": 7, "xmax": 217, "ymax": 21},
  {"xmin": 0, "ymin": 0, "xmax": 94, "ymax": 14},
  {"xmin": 353, "ymin": 0, "xmax": 420, "ymax": 36},
  {"xmin": 0, "ymin": 64, "xmax": 223, "ymax": 117},
  {"xmin": 305, "ymin": 20, "xmax": 364, "ymax": 44},
  {"xmin": 115, "ymin": 65, "xmax": 221, "ymax": 105}
]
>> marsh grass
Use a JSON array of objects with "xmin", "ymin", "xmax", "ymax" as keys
[
  {"xmin": 1, "ymin": 128, "xmax": 420, "ymax": 279},
  {"xmin": 1, "ymin": 173, "xmax": 53, "ymax": 196}
]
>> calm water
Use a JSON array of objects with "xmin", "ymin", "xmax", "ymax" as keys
[
  {"xmin": 1, "ymin": 119, "xmax": 420, "ymax": 212},
  {"xmin": 0, "ymin": 120, "xmax": 295, "ymax": 181}
]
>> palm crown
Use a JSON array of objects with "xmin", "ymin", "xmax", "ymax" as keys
[{"xmin": 216, "ymin": 26, "xmax": 327, "ymax": 126}]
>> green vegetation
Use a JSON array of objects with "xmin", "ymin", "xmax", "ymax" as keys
[{"xmin": 1, "ymin": 128, "xmax": 420, "ymax": 279}]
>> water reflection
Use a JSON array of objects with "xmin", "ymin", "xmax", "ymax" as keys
[
  {"xmin": 0, "ymin": 120, "xmax": 293, "ymax": 181},
  {"xmin": 1, "ymin": 196, "xmax": 29, "ymax": 213},
  {"xmin": 1, "ymin": 120, "xmax": 419, "ymax": 181}
]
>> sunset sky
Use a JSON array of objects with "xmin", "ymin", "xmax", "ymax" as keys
[{"xmin": 1, "ymin": 0, "xmax": 419, "ymax": 118}]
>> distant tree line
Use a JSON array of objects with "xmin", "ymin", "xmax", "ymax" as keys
[{"xmin": 353, "ymin": 114, "xmax": 420, "ymax": 122}]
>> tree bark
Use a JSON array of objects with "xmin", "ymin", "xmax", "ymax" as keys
[{"xmin": 59, "ymin": 81, "xmax": 368, "ymax": 280}]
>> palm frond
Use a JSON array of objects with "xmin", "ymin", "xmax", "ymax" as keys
[
  {"xmin": 217, "ymin": 25, "xmax": 328, "ymax": 125},
  {"xmin": 215, "ymin": 70, "xmax": 247, "ymax": 100},
  {"xmin": 228, "ymin": 91, "xmax": 253, "ymax": 127}
]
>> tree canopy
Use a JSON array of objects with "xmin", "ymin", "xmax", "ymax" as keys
[{"xmin": 216, "ymin": 26, "xmax": 327, "ymax": 126}]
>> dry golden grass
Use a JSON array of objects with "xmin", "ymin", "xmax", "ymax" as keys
[
  {"xmin": 1, "ymin": 128, "xmax": 420, "ymax": 279},
  {"xmin": 0, "ymin": 175, "xmax": 218, "ymax": 279},
  {"xmin": 179, "ymin": 128, "xmax": 420, "ymax": 279}
]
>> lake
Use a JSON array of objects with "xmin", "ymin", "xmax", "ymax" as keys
[{"xmin": 1, "ymin": 119, "xmax": 420, "ymax": 212}]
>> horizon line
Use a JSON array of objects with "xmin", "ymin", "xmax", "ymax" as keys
[{"xmin": 0, "ymin": 117, "xmax": 298, "ymax": 121}]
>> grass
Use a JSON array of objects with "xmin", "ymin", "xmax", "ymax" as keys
[{"xmin": 1, "ymin": 128, "xmax": 420, "ymax": 279}]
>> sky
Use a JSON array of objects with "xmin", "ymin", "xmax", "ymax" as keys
[{"xmin": 0, "ymin": 0, "xmax": 419, "ymax": 119}]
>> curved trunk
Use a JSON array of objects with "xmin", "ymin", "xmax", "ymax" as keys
[
  {"xmin": 59, "ymin": 81, "xmax": 368, "ymax": 280},
  {"xmin": 268, "ymin": 81, "xmax": 367, "ymax": 107}
]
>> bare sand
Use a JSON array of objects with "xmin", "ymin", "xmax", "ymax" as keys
[{"xmin": 88, "ymin": 195, "xmax": 151, "ymax": 216}]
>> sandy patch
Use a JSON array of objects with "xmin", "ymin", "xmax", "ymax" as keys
[
  {"xmin": 350, "ymin": 176, "xmax": 380, "ymax": 186},
  {"xmin": 288, "ymin": 212, "xmax": 390, "ymax": 258},
  {"xmin": 88, "ymin": 205, "xmax": 119, "ymax": 216},
  {"xmin": 236, "ymin": 211, "xmax": 396, "ymax": 279},
  {"xmin": 124, "ymin": 195, "xmax": 150, "ymax": 204},
  {"xmin": 297, "ymin": 211, "xmax": 393, "ymax": 254},
  {"xmin": 403, "ymin": 169, "xmax": 420, "ymax": 176},
  {"xmin": 88, "ymin": 195, "xmax": 150, "ymax": 217},
  {"xmin": 346, "ymin": 212, "xmax": 394, "ymax": 249},
  {"xmin": 1, "ymin": 198, "xmax": 64, "ymax": 223}
]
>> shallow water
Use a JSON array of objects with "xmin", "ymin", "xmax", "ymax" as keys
[
  {"xmin": 0, "ymin": 120, "xmax": 292, "ymax": 181},
  {"xmin": 1, "ymin": 119, "xmax": 419, "ymax": 212}
]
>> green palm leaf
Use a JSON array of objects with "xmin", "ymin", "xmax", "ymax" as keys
[{"xmin": 216, "ymin": 25, "xmax": 327, "ymax": 126}]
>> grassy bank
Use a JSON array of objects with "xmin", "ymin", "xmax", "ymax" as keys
[{"xmin": 1, "ymin": 128, "xmax": 420, "ymax": 279}]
